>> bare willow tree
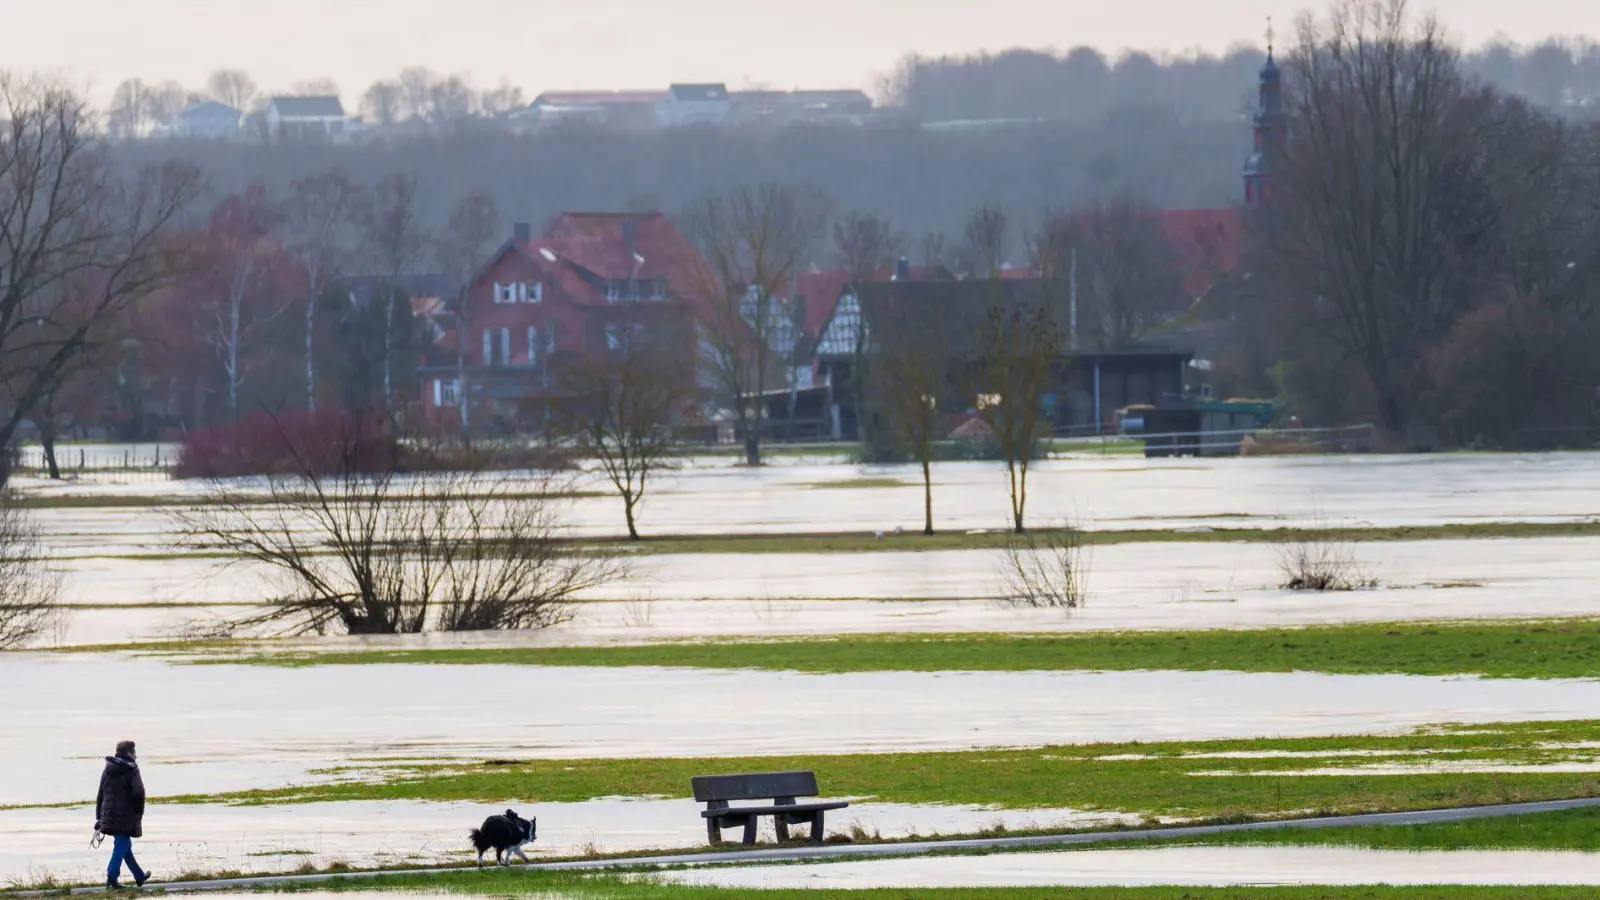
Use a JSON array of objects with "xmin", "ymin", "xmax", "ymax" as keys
[
  {"xmin": 1033, "ymin": 198, "xmax": 1189, "ymax": 350},
  {"xmin": 0, "ymin": 491, "xmax": 62, "ymax": 649},
  {"xmin": 557, "ymin": 323, "xmax": 693, "ymax": 540},
  {"xmin": 359, "ymin": 174, "xmax": 430, "ymax": 422},
  {"xmin": 683, "ymin": 183, "xmax": 825, "ymax": 465},
  {"xmin": 1266, "ymin": 0, "xmax": 1510, "ymax": 439},
  {"xmin": 281, "ymin": 170, "xmax": 363, "ymax": 412},
  {"xmin": 206, "ymin": 69, "xmax": 258, "ymax": 112},
  {"xmin": 173, "ymin": 418, "xmax": 618, "ymax": 636},
  {"xmin": 0, "ymin": 74, "xmax": 202, "ymax": 488},
  {"xmin": 432, "ymin": 188, "xmax": 499, "ymax": 445}
]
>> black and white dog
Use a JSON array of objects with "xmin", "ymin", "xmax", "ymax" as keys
[{"xmin": 469, "ymin": 809, "xmax": 537, "ymax": 867}]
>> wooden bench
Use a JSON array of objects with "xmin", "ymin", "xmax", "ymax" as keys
[{"xmin": 691, "ymin": 770, "xmax": 850, "ymax": 846}]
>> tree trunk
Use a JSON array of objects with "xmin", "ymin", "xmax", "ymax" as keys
[
  {"xmin": 383, "ymin": 294, "xmax": 395, "ymax": 420},
  {"xmin": 743, "ymin": 433, "xmax": 760, "ymax": 466},
  {"xmin": 921, "ymin": 454, "xmax": 934, "ymax": 536},
  {"xmin": 624, "ymin": 493, "xmax": 640, "ymax": 541},
  {"xmin": 1009, "ymin": 461, "xmax": 1026, "ymax": 533},
  {"xmin": 305, "ymin": 278, "xmax": 317, "ymax": 413},
  {"xmin": 41, "ymin": 432, "xmax": 61, "ymax": 481},
  {"xmin": 0, "ymin": 443, "xmax": 11, "ymax": 491}
]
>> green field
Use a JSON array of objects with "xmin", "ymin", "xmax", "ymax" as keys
[
  {"xmin": 219, "ymin": 619, "xmax": 1600, "ymax": 680},
  {"xmin": 151, "ymin": 720, "xmax": 1600, "ymax": 820},
  {"xmin": 1119, "ymin": 805, "xmax": 1600, "ymax": 852}
]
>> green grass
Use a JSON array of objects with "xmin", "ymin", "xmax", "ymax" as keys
[
  {"xmin": 161, "ymin": 720, "xmax": 1600, "ymax": 818},
  {"xmin": 219, "ymin": 619, "xmax": 1600, "ymax": 680},
  {"xmin": 1132, "ymin": 805, "xmax": 1600, "ymax": 852},
  {"xmin": 243, "ymin": 870, "xmax": 1600, "ymax": 899}
]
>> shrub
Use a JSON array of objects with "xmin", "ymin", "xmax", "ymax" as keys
[
  {"xmin": 175, "ymin": 409, "xmax": 396, "ymax": 479},
  {"xmin": 997, "ymin": 524, "xmax": 1091, "ymax": 609}
]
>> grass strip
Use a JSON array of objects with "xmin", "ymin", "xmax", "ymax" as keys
[
  {"xmin": 166, "ymin": 720, "xmax": 1600, "ymax": 817},
  {"xmin": 1121, "ymin": 805, "xmax": 1600, "ymax": 852},
  {"xmin": 219, "ymin": 619, "xmax": 1600, "ymax": 680},
  {"xmin": 245, "ymin": 870, "xmax": 1600, "ymax": 899}
]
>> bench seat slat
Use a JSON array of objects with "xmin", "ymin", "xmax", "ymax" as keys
[{"xmin": 701, "ymin": 800, "xmax": 849, "ymax": 818}]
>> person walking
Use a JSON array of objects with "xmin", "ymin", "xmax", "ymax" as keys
[{"xmin": 95, "ymin": 740, "xmax": 151, "ymax": 889}]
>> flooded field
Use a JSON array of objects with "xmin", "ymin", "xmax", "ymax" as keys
[
  {"xmin": 20, "ymin": 451, "xmax": 1600, "ymax": 550},
  {"xmin": 0, "ymin": 798, "xmax": 1128, "ymax": 883},
  {"xmin": 667, "ymin": 845, "xmax": 1600, "ymax": 888},
  {"xmin": 10, "ymin": 655, "xmax": 1600, "ymax": 806},
  {"xmin": 43, "ymin": 534, "xmax": 1600, "ymax": 647}
]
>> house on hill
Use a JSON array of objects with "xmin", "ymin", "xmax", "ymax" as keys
[
  {"xmin": 266, "ymin": 96, "xmax": 348, "ymax": 140},
  {"xmin": 418, "ymin": 212, "xmax": 705, "ymax": 433},
  {"xmin": 166, "ymin": 100, "xmax": 241, "ymax": 139}
]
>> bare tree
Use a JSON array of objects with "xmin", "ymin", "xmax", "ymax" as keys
[
  {"xmin": 965, "ymin": 282, "xmax": 1064, "ymax": 533},
  {"xmin": 201, "ymin": 187, "xmax": 291, "ymax": 420},
  {"xmin": 290, "ymin": 78, "xmax": 342, "ymax": 98},
  {"xmin": 960, "ymin": 206, "xmax": 1011, "ymax": 278},
  {"xmin": 398, "ymin": 67, "xmax": 438, "ymax": 121},
  {"xmin": 207, "ymin": 69, "xmax": 258, "ymax": 111},
  {"xmin": 281, "ymin": 171, "xmax": 362, "ymax": 412},
  {"xmin": 998, "ymin": 525, "xmax": 1090, "ymax": 609},
  {"xmin": 0, "ymin": 74, "xmax": 202, "ymax": 488},
  {"xmin": 432, "ymin": 188, "xmax": 500, "ymax": 444},
  {"xmin": 832, "ymin": 211, "xmax": 905, "ymax": 452},
  {"xmin": 0, "ymin": 491, "xmax": 62, "ymax": 648},
  {"xmin": 557, "ymin": 325, "xmax": 693, "ymax": 540},
  {"xmin": 359, "ymin": 174, "xmax": 430, "ymax": 422},
  {"xmin": 361, "ymin": 81, "xmax": 404, "ymax": 127},
  {"xmin": 480, "ymin": 80, "xmax": 527, "ymax": 117},
  {"xmin": 1033, "ymin": 198, "xmax": 1188, "ymax": 350},
  {"xmin": 1266, "ymin": 0, "xmax": 1501, "ymax": 438},
  {"xmin": 108, "ymin": 79, "xmax": 153, "ymax": 141},
  {"xmin": 683, "ymin": 183, "xmax": 826, "ymax": 465},
  {"xmin": 865, "ymin": 293, "xmax": 950, "ymax": 534},
  {"xmin": 173, "ymin": 417, "xmax": 618, "ymax": 636}
]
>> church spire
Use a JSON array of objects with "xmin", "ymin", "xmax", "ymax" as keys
[{"xmin": 1243, "ymin": 20, "xmax": 1285, "ymax": 209}]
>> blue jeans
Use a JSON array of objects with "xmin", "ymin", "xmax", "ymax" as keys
[{"xmin": 107, "ymin": 835, "xmax": 146, "ymax": 884}]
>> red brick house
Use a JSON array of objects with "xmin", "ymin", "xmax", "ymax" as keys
[{"xmin": 419, "ymin": 212, "xmax": 704, "ymax": 433}]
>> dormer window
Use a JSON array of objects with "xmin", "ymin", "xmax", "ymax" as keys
[
  {"xmin": 524, "ymin": 281, "xmax": 542, "ymax": 303},
  {"xmin": 605, "ymin": 281, "xmax": 621, "ymax": 302},
  {"xmin": 493, "ymin": 282, "xmax": 517, "ymax": 304}
]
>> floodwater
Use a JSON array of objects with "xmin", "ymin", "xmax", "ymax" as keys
[
  {"xmin": 0, "ymin": 798, "xmax": 1129, "ymax": 884},
  {"xmin": 11, "ymin": 656, "xmax": 1600, "ymax": 806},
  {"xmin": 41, "ymin": 535, "xmax": 1600, "ymax": 647},
  {"xmin": 665, "ymin": 846, "xmax": 1600, "ymax": 888},
  {"xmin": 20, "ymin": 451, "xmax": 1600, "ymax": 551}
]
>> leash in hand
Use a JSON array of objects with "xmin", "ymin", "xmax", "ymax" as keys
[{"xmin": 91, "ymin": 830, "xmax": 104, "ymax": 850}]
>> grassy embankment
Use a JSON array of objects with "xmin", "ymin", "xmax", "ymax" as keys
[
  {"xmin": 156, "ymin": 720, "xmax": 1600, "ymax": 818},
  {"xmin": 221, "ymin": 619, "xmax": 1600, "ymax": 681}
]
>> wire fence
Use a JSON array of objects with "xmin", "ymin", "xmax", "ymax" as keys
[{"xmin": 11, "ymin": 444, "xmax": 176, "ymax": 484}]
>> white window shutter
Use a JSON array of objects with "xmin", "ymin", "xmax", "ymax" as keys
[
  {"xmin": 482, "ymin": 329, "xmax": 493, "ymax": 365},
  {"xmin": 499, "ymin": 328, "xmax": 510, "ymax": 364},
  {"xmin": 433, "ymin": 379, "xmax": 442, "ymax": 406},
  {"xmin": 493, "ymin": 282, "xmax": 502, "ymax": 304}
]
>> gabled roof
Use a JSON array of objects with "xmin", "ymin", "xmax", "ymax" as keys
[
  {"xmin": 270, "ymin": 96, "xmax": 345, "ymax": 118},
  {"xmin": 669, "ymin": 83, "xmax": 729, "ymax": 102},
  {"xmin": 532, "ymin": 90, "xmax": 668, "ymax": 107},
  {"xmin": 543, "ymin": 212, "xmax": 706, "ymax": 288},
  {"xmin": 178, "ymin": 100, "xmax": 239, "ymax": 119}
]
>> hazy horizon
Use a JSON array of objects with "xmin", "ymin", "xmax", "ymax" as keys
[{"xmin": 10, "ymin": 0, "xmax": 1600, "ymax": 104}]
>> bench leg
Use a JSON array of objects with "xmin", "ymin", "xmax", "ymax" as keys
[
  {"xmin": 741, "ymin": 815, "xmax": 758, "ymax": 846},
  {"xmin": 810, "ymin": 810, "xmax": 826, "ymax": 844},
  {"xmin": 774, "ymin": 816, "xmax": 790, "ymax": 843},
  {"xmin": 706, "ymin": 816, "xmax": 722, "ymax": 846}
]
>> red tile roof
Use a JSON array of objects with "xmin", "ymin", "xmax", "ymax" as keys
[{"xmin": 1155, "ymin": 208, "xmax": 1245, "ymax": 298}]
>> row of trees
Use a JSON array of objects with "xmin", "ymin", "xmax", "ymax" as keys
[{"xmin": 885, "ymin": 35, "xmax": 1600, "ymax": 125}]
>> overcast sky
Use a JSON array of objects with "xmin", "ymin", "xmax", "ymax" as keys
[{"xmin": 10, "ymin": 0, "xmax": 1600, "ymax": 103}]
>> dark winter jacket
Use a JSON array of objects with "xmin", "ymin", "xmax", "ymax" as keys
[{"xmin": 96, "ymin": 756, "xmax": 145, "ymax": 838}]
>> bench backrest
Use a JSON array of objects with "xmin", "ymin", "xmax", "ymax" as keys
[{"xmin": 691, "ymin": 770, "xmax": 820, "ymax": 803}]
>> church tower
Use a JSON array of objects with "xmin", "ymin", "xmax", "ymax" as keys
[{"xmin": 1243, "ymin": 27, "xmax": 1285, "ymax": 208}]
